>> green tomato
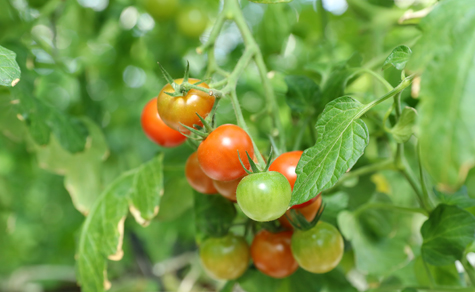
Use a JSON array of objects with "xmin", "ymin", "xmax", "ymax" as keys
[
  {"xmin": 291, "ymin": 221, "xmax": 344, "ymax": 274},
  {"xmin": 236, "ymin": 171, "xmax": 291, "ymax": 222},
  {"xmin": 176, "ymin": 8, "xmax": 208, "ymax": 38},
  {"xmin": 200, "ymin": 234, "xmax": 250, "ymax": 280},
  {"xmin": 145, "ymin": 0, "xmax": 178, "ymax": 20}
]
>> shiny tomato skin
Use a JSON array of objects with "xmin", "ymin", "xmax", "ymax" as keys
[
  {"xmin": 141, "ymin": 98, "xmax": 187, "ymax": 147},
  {"xmin": 197, "ymin": 124, "xmax": 254, "ymax": 182},
  {"xmin": 213, "ymin": 176, "xmax": 243, "ymax": 202},
  {"xmin": 251, "ymin": 230, "xmax": 298, "ymax": 278},
  {"xmin": 200, "ymin": 234, "xmax": 250, "ymax": 280},
  {"xmin": 236, "ymin": 171, "xmax": 291, "ymax": 222},
  {"xmin": 269, "ymin": 151, "xmax": 303, "ymax": 189},
  {"xmin": 291, "ymin": 221, "xmax": 344, "ymax": 274},
  {"xmin": 279, "ymin": 195, "xmax": 322, "ymax": 229},
  {"xmin": 157, "ymin": 78, "xmax": 214, "ymax": 133},
  {"xmin": 185, "ymin": 152, "xmax": 217, "ymax": 194}
]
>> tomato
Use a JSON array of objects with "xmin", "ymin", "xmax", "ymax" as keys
[
  {"xmin": 213, "ymin": 176, "xmax": 243, "ymax": 202},
  {"xmin": 200, "ymin": 234, "xmax": 250, "ymax": 280},
  {"xmin": 291, "ymin": 221, "xmax": 344, "ymax": 274},
  {"xmin": 198, "ymin": 124, "xmax": 254, "ymax": 181},
  {"xmin": 157, "ymin": 78, "xmax": 214, "ymax": 133},
  {"xmin": 185, "ymin": 152, "xmax": 217, "ymax": 194},
  {"xmin": 141, "ymin": 97, "xmax": 187, "ymax": 147},
  {"xmin": 279, "ymin": 195, "xmax": 322, "ymax": 229},
  {"xmin": 145, "ymin": 0, "xmax": 178, "ymax": 20},
  {"xmin": 251, "ymin": 230, "xmax": 298, "ymax": 278},
  {"xmin": 269, "ymin": 151, "xmax": 318, "ymax": 209},
  {"xmin": 236, "ymin": 171, "xmax": 291, "ymax": 222},
  {"xmin": 176, "ymin": 8, "xmax": 208, "ymax": 38}
]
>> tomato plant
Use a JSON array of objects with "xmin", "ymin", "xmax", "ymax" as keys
[
  {"xmin": 197, "ymin": 124, "xmax": 254, "ymax": 182},
  {"xmin": 250, "ymin": 230, "xmax": 298, "ymax": 278},
  {"xmin": 199, "ymin": 234, "xmax": 250, "ymax": 280},
  {"xmin": 236, "ymin": 171, "xmax": 291, "ymax": 222},
  {"xmin": 157, "ymin": 78, "xmax": 214, "ymax": 133},
  {"xmin": 2, "ymin": 0, "xmax": 475, "ymax": 291},
  {"xmin": 141, "ymin": 97, "xmax": 187, "ymax": 147},
  {"xmin": 291, "ymin": 221, "xmax": 344, "ymax": 274}
]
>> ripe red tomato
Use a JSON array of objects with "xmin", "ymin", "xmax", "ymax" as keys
[
  {"xmin": 185, "ymin": 152, "xmax": 217, "ymax": 194},
  {"xmin": 141, "ymin": 97, "xmax": 187, "ymax": 147},
  {"xmin": 197, "ymin": 124, "xmax": 254, "ymax": 181},
  {"xmin": 157, "ymin": 78, "xmax": 214, "ymax": 133},
  {"xmin": 291, "ymin": 221, "xmax": 344, "ymax": 274},
  {"xmin": 213, "ymin": 176, "xmax": 243, "ymax": 202},
  {"xmin": 250, "ymin": 230, "xmax": 298, "ymax": 278},
  {"xmin": 279, "ymin": 194, "xmax": 322, "ymax": 229},
  {"xmin": 269, "ymin": 151, "xmax": 318, "ymax": 209},
  {"xmin": 200, "ymin": 234, "xmax": 250, "ymax": 280}
]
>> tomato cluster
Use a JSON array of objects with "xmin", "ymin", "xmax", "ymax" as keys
[{"xmin": 141, "ymin": 79, "xmax": 344, "ymax": 280}]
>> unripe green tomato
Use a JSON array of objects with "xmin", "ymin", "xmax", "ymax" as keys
[
  {"xmin": 236, "ymin": 171, "xmax": 291, "ymax": 222},
  {"xmin": 291, "ymin": 221, "xmax": 344, "ymax": 274},
  {"xmin": 176, "ymin": 8, "xmax": 208, "ymax": 38},
  {"xmin": 200, "ymin": 234, "xmax": 250, "ymax": 280},
  {"xmin": 145, "ymin": 0, "xmax": 178, "ymax": 20}
]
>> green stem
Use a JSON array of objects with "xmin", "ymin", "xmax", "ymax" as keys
[
  {"xmin": 462, "ymin": 259, "xmax": 475, "ymax": 286},
  {"xmin": 394, "ymin": 91, "xmax": 402, "ymax": 118},
  {"xmin": 349, "ymin": 68, "xmax": 394, "ymax": 91},
  {"xmin": 360, "ymin": 74, "xmax": 415, "ymax": 113},
  {"xmin": 228, "ymin": 0, "xmax": 286, "ymax": 151}
]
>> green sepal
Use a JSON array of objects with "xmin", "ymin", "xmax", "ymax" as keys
[
  {"xmin": 237, "ymin": 150, "xmax": 253, "ymax": 175},
  {"xmin": 195, "ymin": 112, "xmax": 213, "ymax": 133},
  {"xmin": 246, "ymin": 151, "xmax": 260, "ymax": 173},
  {"xmin": 179, "ymin": 123, "xmax": 209, "ymax": 138},
  {"xmin": 183, "ymin": 60, "xmax": 190, "ymax": 83}
]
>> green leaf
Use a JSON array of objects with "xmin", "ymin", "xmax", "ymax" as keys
[
  {"xmin": 338, "ymin": 209, "xmax": 411, "ymax": 276},
  {"xmin": 382, "ymin": 45, "xmax": 412, "ymax": 70},
  {"xmin": 291, "ymin": 96, "xmax": 370, "ymax": 206},
  {"xmin": 0, "ymin": 45, "xmax": 20, "ymax": 87},
  {"xmin": 129, "ymin": 154, "xmax": 164, "ymax": 226},
  {"xmin": 11, "ymin": 82, "xmax": 88, "ymax": 153},
  {"xmin": 421, "ymin": 204, "xmax": 475, "ymax": 266},
  {"xmin": 408, "ymin": 0, "xmax": 475, "ymax": 192},
  {"xmin": 76, "ymin": 156, "xmax": 164, "ymax": 292},
  {"xmin": 435, "ymin": 187, "xmax": 475, "ymax": 209},
  {"xmin": 35, "ymin": 118, "xmax": 109, "ymax": 215},
  {"xmin": 390, "ymin": 107, "xmax": 417, "ymax": 143},
  {"xmin": 414, "ymin": 256, "xmax": 461, "ymax": 287},
  {"xmin": 248, "ymin": 0, "xmax": 292, "ymax": 4},
  {"xmin": 194, "ymin": 192, "xmax": 236, "ymax": 240},
  {"xmin": 284, "ymin": 75, "xmax": 321, "ymax": 113},
  {"xmin": 76, "ymin": 172, "xmax": 134, "ymax": 292}
]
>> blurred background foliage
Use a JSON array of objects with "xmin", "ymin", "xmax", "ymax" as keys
[{"xmin": 0, "ymin": 0, "xmax": 443, "ymax": 291}]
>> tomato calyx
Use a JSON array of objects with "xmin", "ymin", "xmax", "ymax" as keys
[
  {"xmin": 285, "ymin": 202, "xmax": 325, "ymax": 231},
  {"xmin": 260, "ymin": 220, "xmax": 287, "ymax": 234},
  {"xmin": 159, "ymin": 61, "xmax": 223, "ymax": 98},
  {"xmin": 238, "ymin": 148, "xmax": 273, "ymax": 175}
]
